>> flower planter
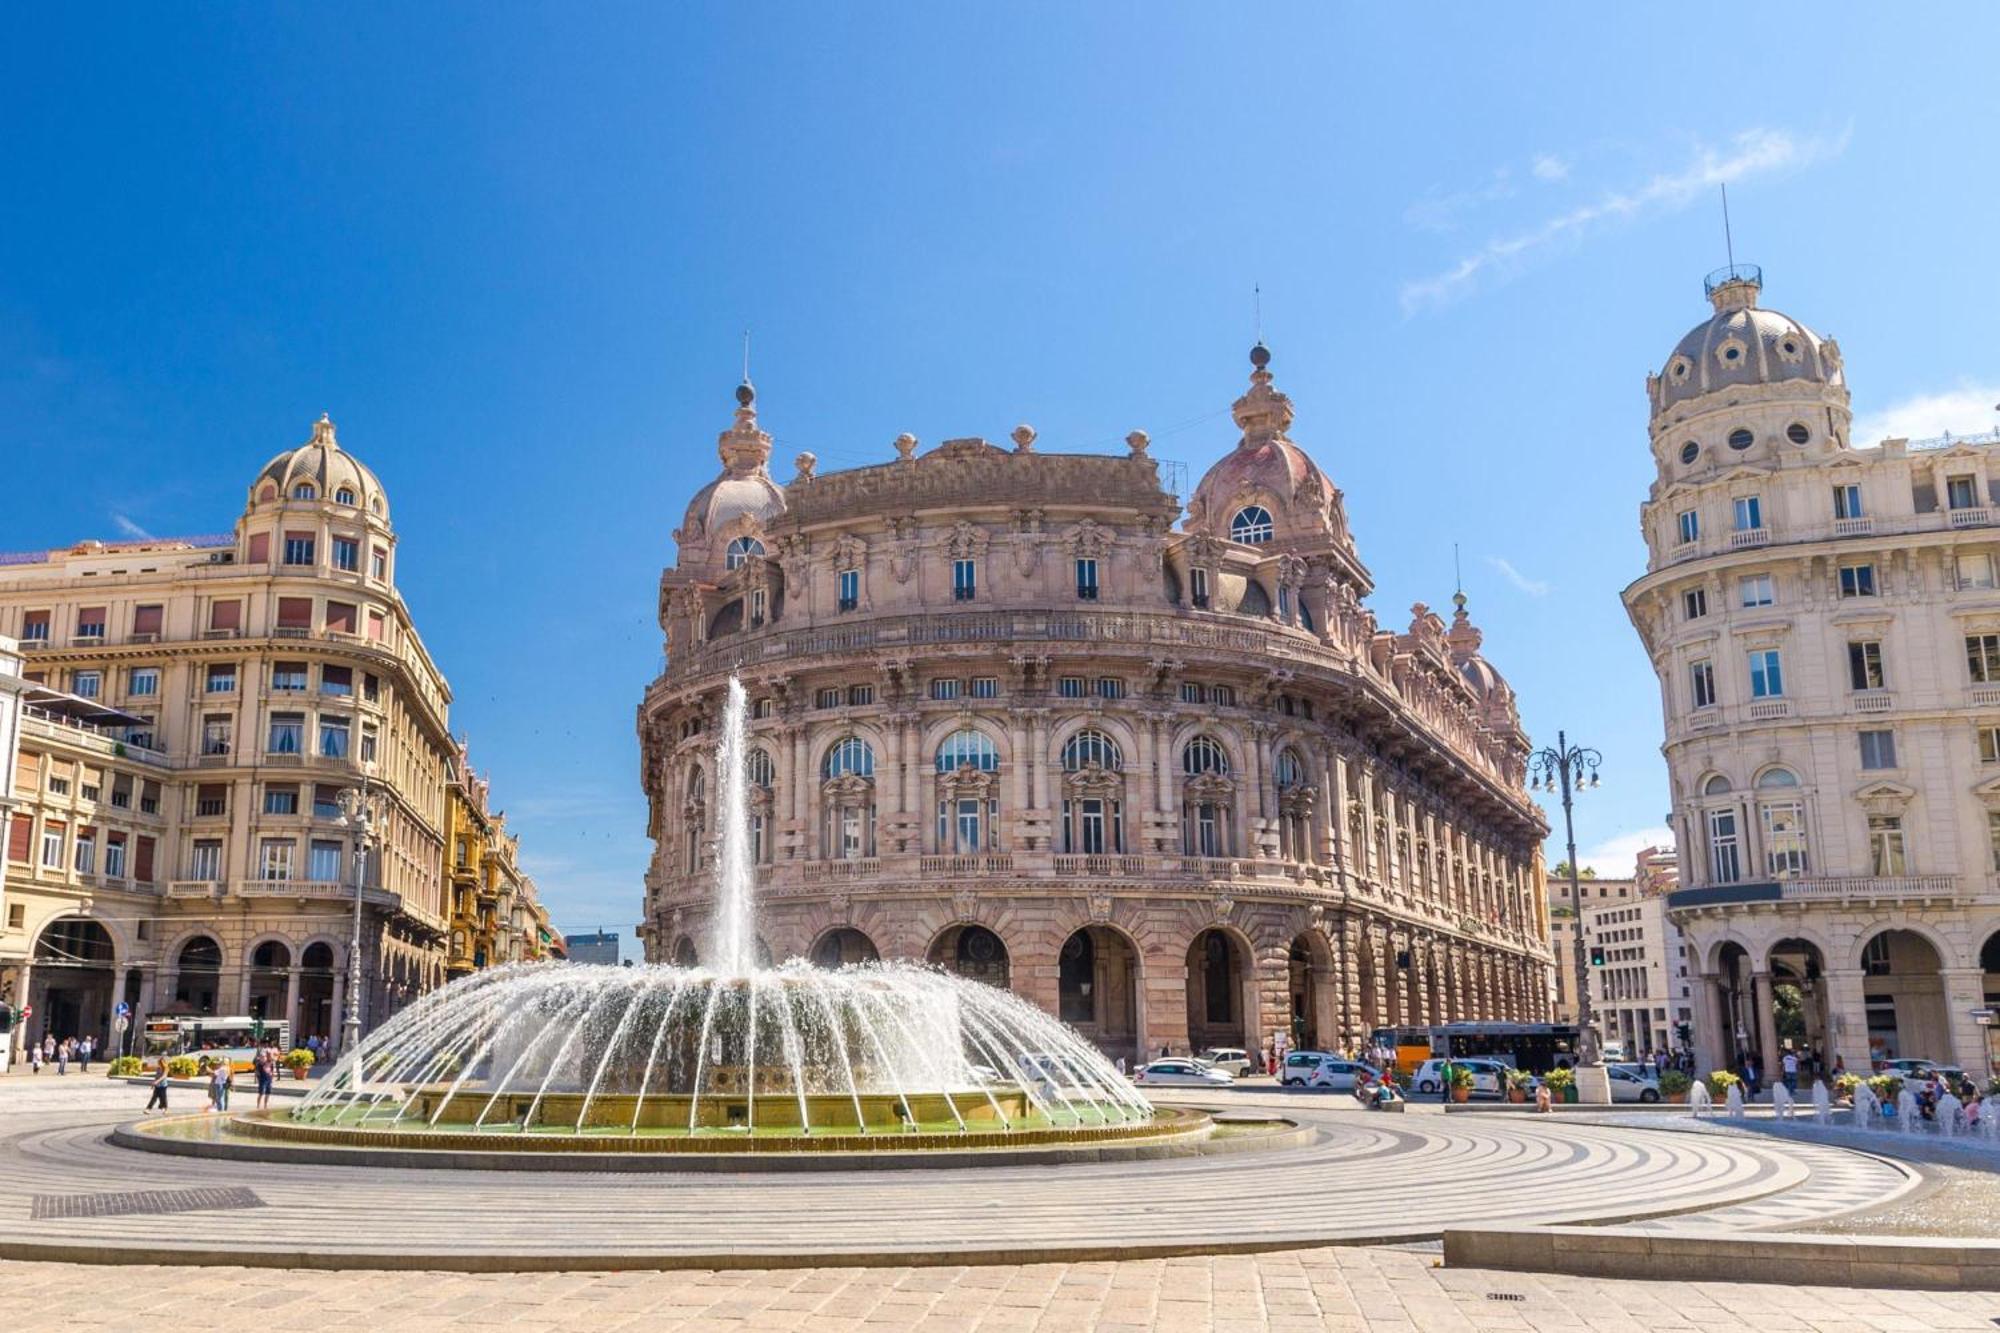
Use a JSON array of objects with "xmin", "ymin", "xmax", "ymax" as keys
[
  {"xmin": 1666, "ymin": 1091, "xmax": 1687, "ymax": 1104},
  {"xmin": 1562, "ymin": 1085, "xmax": 1579, "ymax": 1104},
  {"xmin": 1450, "ymin": 1086, "xmax": 1470, "ymax": 1103},
  {"xmin": 1506, "ymin": 1087, "xmax": 1526, "ymax": 1104}
]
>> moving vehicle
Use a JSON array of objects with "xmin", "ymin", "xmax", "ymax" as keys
[
  {"xmin": 1412, "ymin": 1057, "xmax": 1507, "ymax": 1097},
  {"xmin": 1607, "ymin": 1064, "xmax": 1661, "ymax": 1103},
  {"xmin": 1133, "ymin": 1058, "xmax": 1234, "ymax": 1088},
  {"xmin": 1374, "ymin": 1022, "xmax": 1583, "ymax": 1077},
  {"xmin": 1198, "ymin": 1047, "xmax": 1256, "ymax": 1078},
  {"xmin": 1879, "ymin": 1058, "xmax": 1966, "ymax": 1086},
  {"xmin": 141, "ymin": 1015, "xmax": 291, "ymax": 1072},
  {"xmin": 1281, "ymin": 1053, "xmax": 1379, "ymax": 1091}
]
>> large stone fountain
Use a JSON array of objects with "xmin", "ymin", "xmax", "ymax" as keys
[{"xmin": 275, "ymin": 678, "xmax": 1175, "ymax": 1153}]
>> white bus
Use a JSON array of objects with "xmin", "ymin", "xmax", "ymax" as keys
[{"xmin": 142, "ymin": 1015, "xmax": 291, "ymax": 1071}]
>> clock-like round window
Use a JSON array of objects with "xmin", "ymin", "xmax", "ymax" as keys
[
  {"xmin": 1679, "ymin": 441, "xmax": 1700, "ymax": 465},
  {"xmin": 1786, "ymin": 422, "xmax": 1810, "ymax": 445},
  {"xmin": 1727, "ymin": 428, "xmax": 1755, "ymax": 451}
]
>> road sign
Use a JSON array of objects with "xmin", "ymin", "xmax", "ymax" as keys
[
  {"xmin": 115, "ymin": 1016, "xmax": 129, "ymax": 1033},
  {"xmin": 115, "ymin": 1001, "xmax": 131, "ymax": 1018}
]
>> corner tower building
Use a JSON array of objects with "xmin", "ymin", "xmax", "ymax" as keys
[
  {"xmin": 1625, "ymin": 265, "xmax": 2000, "ymax": 1076},
  {"xmin": 640, "ymin": 348, "xmax": 1554, "ymax": 1062}
]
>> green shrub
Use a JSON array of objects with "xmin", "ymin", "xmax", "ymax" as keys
[
  {"xmin": 1503, "ymin": 1066, "xmax": 1536, "ymax": 1089},
  {"xmin": 165, "ymin": 1055, "xmax": 199, "ymax": 1078},
  {"xmin": 1446, "ymin": 1065, "xmax": 1476, "ymax": 1091},
  {"xmin": 107, "ymin": 1055, "xmax": 144, "ymax": 1077},
  {"xmin": 1659, "ymin": 1069, "xmax": 1692, "ymax": 1096},
  {"xmin": 283, "ymin": 1047, "xmax": 316, "ymax": 1070},
  {"xmin": 1541, "ymin": 1066, "xmax": 1575, "ymax": 1091}
]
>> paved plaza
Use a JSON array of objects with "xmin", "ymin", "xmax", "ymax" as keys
[{"xmin": 3, "ymin": 1074, "xmax": 1999, "ymax": 1329}]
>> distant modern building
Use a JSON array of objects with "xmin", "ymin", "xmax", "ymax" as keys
[
  {"xmin": 1546, "ymin": 847, "xmax": 1693, "ymax": 1057},
  {"xmin": 1546, "ymin": 871, "xmax": 1638, "ymax": 1024},
  {"xmin": 638, "ymin": 346, "xmax": 1554, "ymax": 1064},
  {"xmin": 1624, "ymin": 264, "xmax": 2000, "ymax": 1076},
  {"xmin": 565, "ymin": 930, "xmax": 620, "ymax": 966}
]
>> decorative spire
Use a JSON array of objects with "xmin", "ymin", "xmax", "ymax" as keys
[
  {"xmin": 1446, "ymin": 588, "xmax": 1483, "ymax": 659},
  {"xmin": 1231, "ymin": 341, "xmax": 1294, "ymax": 445},
  {"xmin": 312, "ymin": 413, "xmax": 338, "ymax": 449},
  {"xmin": 717, "ymin": 377, "xmax": 772, "ymax": 477}
]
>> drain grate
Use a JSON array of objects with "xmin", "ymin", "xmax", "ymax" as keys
[
  {"xmin": 31, "ymin": 1187, "xmax": 264, "ymax": 1220},
  {"xmin": 1486, "ymin": 1292, "xmax": 1526, "ymax": 1302}
]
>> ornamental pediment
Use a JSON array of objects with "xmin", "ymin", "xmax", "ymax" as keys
[
  {"xmin": 1973, "ymin": 773, "xmax": 2000, "ymax": 802},
  {"xmin": 1854, "ymin": 779, "xmax": 1915, "ymax": 813}
]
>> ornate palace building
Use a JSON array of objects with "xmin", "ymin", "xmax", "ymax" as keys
[
  {"xmin": 1625, "ymin": 265, "xmax": 2000, "ymax": 1076},
  {"xmin": 445, "ymin": 740, "xmax": 562, "ymax": 977},
  {"xmin": 639, "ymin": 346, "xmax": 1554, "ymax": 1062},
  {"xmin": 0, "ymin": 417, "xmax": 529, "ymax": 1061}
]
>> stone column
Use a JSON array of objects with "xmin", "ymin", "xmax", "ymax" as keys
[
  {"xmin": 1821, "ymin": 967, "xmax": 1872, "ymax": 1074},
  {"xmin": 282, "ymin": 966, "xmax": 300, "ymax": 1036},
  {"xmin": 1327, "ymin": 749, "xmax": 1351, "ymax": 879},
  {"xmin": 1752, "ymin": 971, "xmax": 1780, "ymax": 1072},
  {"xmin": 1335, "ymin": 915, "xmax": 1362, "ymax": 1051},
  {"xmin": 1147, "ymin": 942, "xmax": 1190, "ymax": 1057},
  {"xmin": 1411, "ymin": 943, "xmax": 1431, "ymax": 1027},
  {"xmin": 1943, "ymin": 967, "xmax": 1988, "ymax": 1072}
]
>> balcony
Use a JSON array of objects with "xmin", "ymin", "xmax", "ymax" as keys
[
  {"xmin": 1972, "ymin": 685, "xmax": 2000, "ymax": 708},
  {"xmin": 1746, "ymin": 699, "xmax": 1791, "ymax": 720},
  {"xmin": 1833, "ymin": 516, "xmax": 1873, "ymax": 536},
  {"xmin": 1852, "ymin": 690, "xmax": 1895, "ymax": 713},
  {"xmin": 1052, "ymin": 854, "xmax": 1150, "ymax": 877},
  {"xmin": 1669, "ymin": 874, "xmax": 1963, "ymax": 910},
  {"xmin": 235, "ymin": 878, "xmax": 402, "ymax": 911},
  {"xmin": 919, "ymin": 854, "xmax": 1014, "ymax": 876},
  {"xmin": 21, "ymin": 709, "xmax": 170, "ymax": 767},
  {"xmin": 168, "ymin": 880, "xmax": 223, "ymax": 899},
  {"xmin": 1950, "ymin": 506, "xmax": 1992, "ymax": 529},
  {"xmin": 1728, "ymin": 528, "xmax": 1771, "ymax": 549}
]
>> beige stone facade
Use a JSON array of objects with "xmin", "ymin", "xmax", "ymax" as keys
[
  {"xmin": 445, "ymin": 743, "xmax": 561, "ymax": 976},
  {"xmin": 639, "ymin": 349, "xmax": 1554, "ymax": 1063},
  {"xmin": 0, "ymin": 418, "xmax": 456, "ymax": 1059},
  {"xmin": 1625, "ymin": 266, "xmax": 2000, "ymax": 1075}
]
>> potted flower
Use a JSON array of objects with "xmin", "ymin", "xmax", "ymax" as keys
[
  {"xmin": 1504, "ymin": 1067, "xmax": 1535, "ymax": 1104},
  {"xmin": 1542, "ymin": 1066, "xmax": 1577, "ymax": 1103},
  {"xmin": 284, "ymin": 1048, "xmax": 316, "ymax": 1080},
  {"xmin": 1832, "ymin": 1072, "xmax": 1863, "ymax": 1103},
  {"xmin": 165, "ymin": 1054, "xmax": 199, "ymax": 1079},
  {"xmin": 1703, "ymin": 1070, "xmax": 1742, "ymax": 1099},
  {"xmin": 1659, "ymin": 1069, "xmax": 1692, "ymax": 1104},
  {"xmin": 1446, "ymin": 1065, "xmax": 1475, "ymax": 1103}
]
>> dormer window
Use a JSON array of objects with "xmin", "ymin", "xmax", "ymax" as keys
[
  {"xmin": 335, "ymin": 487, "xmax": 356, "ymax": 505},
  {"xmin": 725, "ymin": 536, "xmax": 765, "ymax": 570},
  {"xmin": 1230, "ymin": 506, "xmax": 1274, "ymax": 544},
  {"xmin": 292, "ymin": 483, "xmax": 317, "ymax": 500}
]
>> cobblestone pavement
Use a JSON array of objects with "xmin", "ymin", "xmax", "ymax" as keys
[{"xmin": 6, "ymin": 1246, "xmax": 2000, "ymax": 1331}]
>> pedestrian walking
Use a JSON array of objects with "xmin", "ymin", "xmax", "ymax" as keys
[
  {"xmin": 254, "ymin": 1046, "xmax": 275, "ymax": 1110},
  {"xmin": 78, "ymin": 1036, "xmax": 91, "ymax": 1074},
  {"xmin": 208, "ymin": 1060, "xmax": 231, "ymax": 1113},
  {"xmin": 28, "ymin": 1043, "xmax": 42, "ymax": 1075},
  {"xmin": 55, "ymin": 1040, "xmax": 68, "ymax": 1076},
  {"xmin": 41, "ymin": 1035, "xmax": 53, "ymax": 1064},
  {"xmin": 1781, "ymin": 1049, "xmax": 1799, "ymax": 1093},
  {"xmin": 145, "ymin": 1062, "xmax": 170, "ymax": 1114}
]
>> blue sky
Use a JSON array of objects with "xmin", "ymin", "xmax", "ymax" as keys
[{"xmin": 5, "ymin": 7, "xmax": 1999, "ymax": 945}]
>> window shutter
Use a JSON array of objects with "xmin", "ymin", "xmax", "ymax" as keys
[
  {"xmin": 134, "ymin": 836, "xmax": 156, "ymax": 883},
  {"xmin": 6, "ymin": 815, "xmax": 29, "ymax": 863},
  {"xmin": 133, "ymin": 604, "xmax": 164, "ymax": 634},
  {"xmin": 247, "ymin": 532, "xmax": 270, "ymax": 564},
  {"xmin": 210, "ymin": 599, "xmax": 242, "ymax": 631},
  {"xmin": 367, "ymin": 611, "xmax": 385, "ymax": 642},
  {"xmin": 277, "ymin": 597, "xmax": 313, "ymax": 629},
  {"xmin": 325, "ymin": 601, "xmax": 356, "ymax": 634}
]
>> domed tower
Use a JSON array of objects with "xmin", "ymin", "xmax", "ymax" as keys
[
  {"xmin": 659, "ymin": 381, "xmax": 789, "ymax": 656},
  {"xmin": 1645, "ymin": 265, "xmax": 1851, "ymax": 495},
  {"xmin": 240, "ymin": 413, "xmax": 397, "ymax": 586}
]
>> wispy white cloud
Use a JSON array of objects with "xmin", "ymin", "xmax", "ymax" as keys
[
  {"xmin": 1404, "ymin": 168, "xmax": 1517, "ymax": 234},
  {"xmin": 1530, "ymin": 153, "xmax": 1570, "ymax": 183},
  {"xmin": 1484, "ymin": 554, "xmax": 1549, "ymax": 597},
  {"xmin": 1850, "ymin": 382, "xmax": 2000, "ymax": 447},
  {"xmin": 1573, "ymin": 826, "xmax": 1676, "ymax": 877},
  {"xmin": 110, "ymin": 513, "xmax": 152, "ymax": 540},
  {"xmin": 1401, "ymin": 126, "xmax": 1851, "ymax": 315}
]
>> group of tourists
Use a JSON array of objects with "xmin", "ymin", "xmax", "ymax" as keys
[
  {"xmin": 1732, "ymin": 1047, "xmax": 1843, "ymax": 1097},
  {"xmin": 24, "ymin": 1034, "xmax": 98, "ymax": 1074},
  {"xmin": 140, "ymin": 1041, "xmax": 287, "ymax": 1116}
]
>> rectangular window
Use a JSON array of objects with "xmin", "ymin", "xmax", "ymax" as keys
[
  {"xmin": 188, "ymin": 840, "xmax": 222, "ymax": 881},
  {"xmin": 79, "ymin": 782, "xmax": 99, "ymax": 802},
  {"xmin": 268, "ymin": 713, "xmax": 304, "ymax": 755},
  {"xmin": 20, "ymin": 610, "xmax": 49, "ymax": 641},
  {"xmin": 370, "ymin": 547, "xmax": 387, "ymax": 579},
  {"xmin": 1706, "ymin": 808, "xmax": 1740, "ymax": 885},
  {"xmin": 1948, "ymin": 475, "xmax": 1979, "ymax": 510},
  {"xmin": 332, "ymin": 538, "xmax": 359, "ymax": 572},
  {"xmin": 1058, "ymin": 676, "xmax": 1085, "ymax": 699},
  {"xmin": 1189, "ymin": 568, "xmax": 1209, "ymax": 607},
  {"xmin": 1990, "ymin": 812, "xmax": 2000, "ymax": 873},
  {"xmin": 1859, "ymin": 729, "xmax": 1898, "ymax": 770},
  {"xmin": 1969, "ymin": 635, "xmax": 2000, "ymax": 683},
  {"xmin": 41, "ymin": 825, "xmax": 64, "ymax": 867},
  {"xmin": 1733, "ymin": 496, "xmax": 1763, "ymax": 531},
  {"xmin": 1676, "ymin": 510, "xmax": 1699, "ymax": 545},
  {"xmin": 283, "ymin": 532, "xmax": 316, "ymax": 566},
  {"xmin": 127, "ymin": 667, "xmax": 159, "ymax": 697},
  {"xmin": 72, "ymin": 670, "xmax": 101, "ymax": 699},
  {"xmin": 1210, "ymin": 684, "xmax": 1236, "ymax": 706},
  {"xmin": 321, "ymin": 665, "xmax": 353, "ymax": 696},
  {"xmin": 76, "ymin": 607, "xmax": 106, "ymax": 639},
  {"xmin": 264, "ymin": 786, "xmax": 299, "ymax": 816},
  {"xmin": 970, "ymin": 676, "xmax": 999, "ymax": 699},
  {"xmin": 1738, "ymin": 574, "xmax": 1774, "ymax": 608},
  {"xmin": 1869, "ymin": 815, "xmax": 1907, "ymax": 876},
  {"xmin": 837, "ymin": 568, "xmax": 860, "ymax": 612},
  {"xmin": 104, "ymin": 837, "xmax": 125, "ymax": 880},
  {"xmin": 751, "ymin": 697, "xmax": 774, "ymax": 719},
  {"xmin": 362, "ymin": 672, "xmax": 380, "ymax": 703},
  {"xmin": 1075, "ymin": 558, "xmax": 1099, "ymax": 600},
  {"xmin": 1848, "ymin": 641, "xmax": 1885, "ymax": 691},
  {"xmin": 310, "ymin": 839, "xmax": 343, "ymax": 883},
  {"xmin": 1958, "ymin": 553, "xmax": 1997, "ymax": 590},
  {"xmin": 277, "ymin": 596, "xmax": 313, "ymax": 631},
  {"xmin": 930, "ymin": 678, "xmax": 962, "ymax": 701},
  {"xmin": 205, "ymin": 663, "xmax": 237, "ymax": 693},
  {"xmin": 815, "ymin": 687, "xmax": 841, "ymax": 709},
  {"xmin": 195, "ymin": 783, "xmax": 228, "ymax": 817},
  {"xmin": 359, "ymin": 725, "xmax": 377, "ymax": 765},
  {"xmin": 952, "ymin": 558, "xmax": 976, "ymax": 600},
  {"xmin": 259, "ymin": 839, "xmax": 295, "ymax": 881},
  {"xmin": 1181, "ymin": 682, "xmax": 1203, "ymax": 704},
  {"xmin": 47, "ymin": 775, "xmax": 69, "ymax": 796},
  {"xmin": 1838, "ymin": 564, "xmax": 1876, "ymax": 598},
  {"xmin": 1682, "ymin": 588, "xmax": 1707, "ymax": 621},
  {"xmin": 313, "ymin": 785, "xmax": 341, "ymax": 819},
  {"xmin": 1093, "ymin": 677, "xmax": 1125, "ymax": 699},
  {"xmin": 1690, "ymin": 659, "xmax": 1717, "ymax": 708},
  {"xmin": 1762, "ymin": 802, "xmax": 1806, "ymax": 877},
  {"xmin": 139, "ymin": 782, "xmax": 159, "ymax": 814},
  {"xmin": 272, "ymin": 662, "xmax": 308, "ymax": 691},
  {"xmin": 846, "ymin": 684, "xmax": 873, "ymax": 706},
  {"xmin": 324, "ymin": 602, "xmax": 357, "ymax": 635},
  {"xmin": 1748, "ymin": 649, "xmax": 1783, "ymax": 698},
  {"xmin": 200, "ymin": 716, "xmax": 231, "ymax": 756},
  {"xmin": 1980, "ymin": 726, "xmax": 2000, "ymax": 765},
  {"xmin": 132, "ymin": 604, "xmax": 163, "ymax": 636},
  {"xmin": 320, "ymin": 716, "xmax": 350, "ymax": 759},
  {"xmin": 1834, "ymin": 484, "xmax": 1864, "ymax": 520}
]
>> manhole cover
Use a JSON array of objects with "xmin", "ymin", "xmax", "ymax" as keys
[
  {"xmin": 1486, "ymin": 1292, "xmax": 1525, "ymax": 1302},
  {"xmin": 30, "ymin": 1187, "xmax": 264, "ymax": 1220}
]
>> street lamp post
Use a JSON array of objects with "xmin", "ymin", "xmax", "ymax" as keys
[
  {"xmin": 1528, "ymin": 731, "xmax": 1604, "ymax": 1081},
  {"xmin": 335, "ymin": 779, "xmax": 378, "ymax": 1059}
]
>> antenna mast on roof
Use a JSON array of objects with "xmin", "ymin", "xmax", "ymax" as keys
[
  {"xmin": 741, "ymin": 329, "xmax": 752, "ymax": 384},
  {"xmin": 1254, "ymin": 284, "xmax": 1262, "ymax": 342},
  {"xmin": 1721, "ymin": 184, "xmax": 1735, "ymax": 270},
  {"xmin": 1453, "ymin": 542, "xmax": 1463, "ymax": 597}
]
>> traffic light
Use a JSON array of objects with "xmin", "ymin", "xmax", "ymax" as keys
[{"xmin": 1589, "ymin": 945, "xmax": 1606, "ymax": 967}]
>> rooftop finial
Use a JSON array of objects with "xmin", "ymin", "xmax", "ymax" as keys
[
  {"xmin": 1249, "ymin": 340, "xmax": 1270, "ymax": 370},
  {"xmin": 1452, "ymin": 542, "xmax": 1467, "ymax": 616},
  {"xmin": 312, "ymin": 413, "xmax": 337, "ymax": 448},
  {"xmin": 736, "ymin": 329, "xmax": 755, "ymax": 407}
]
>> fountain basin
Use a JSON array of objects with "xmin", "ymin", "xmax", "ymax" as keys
[{"xmin": 400, "ymin": 1084, "xmax": 1033, "ymax": 1132}]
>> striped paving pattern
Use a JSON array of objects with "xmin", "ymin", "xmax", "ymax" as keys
[{"xmin": 0, "ymin": 1083, "xmax": 1917, "ymax": 1266}]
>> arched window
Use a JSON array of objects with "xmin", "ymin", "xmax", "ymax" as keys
[
  {"xmin": 292, "ymin": 483, "xmax": 317, "ymax": 500},
  {"xmin": 822, "ymin": 736, "xmax": 875, "ymax": 780},
  {"xmin": 686, "ymin": 767, "xmax": 706, "ymax": 804},
  {"xmin": 1230, "ymin": 506, "xmax": 1274, "ymax": 544},
  {"xmin": 725, "ymin": 536, "xmax": 765, "ymax": 570},
  {"xmin": 1062, "ymin": 729, "xmax": 1122, "ymax": 771},
  {"xmin": 1755, "ymin": 767, "xmax": 1799, "ymax": 788},
  {"xmin": 1182, "ymin": 735, "xmax": 1230, "ymax": 776},
  {"xmin": 1702, "ymin": 774, "xmax": 1732, "ymax": 796},
  {"xmin": 935, "ymin": 729, "xmax": 1000, "ymax": 773},
  {"xmin": 334, "ymin": 487, "xmax": 356, "ymax": 505},
  {"xmin": 746, "ymin": 748, "xmax": 775, "ymax": 787},
  {"xmin": 1274, "ymin": 748, "xmax": 1305, "ymax": 788}
]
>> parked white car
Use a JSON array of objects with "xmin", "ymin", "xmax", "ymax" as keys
[
  {"xmin": 1198, "ymin": 1047, "xmax": 1256, "ymax": 1078},
  {"xmin": 1281, "ymin": 1053, "xmax": 1380, "ymax": 1092},
  {"xmin": 1412, "ymin": 1058, "xmax": 1506, "ymax": 1097},
  {"xmin": 1607, "ymin": 1064, "xmax": 1662, "ymax": 1103},
  {"xmin": 1133, "ymin": 1058, "xmax": 1235, "ymax": 1088}
]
